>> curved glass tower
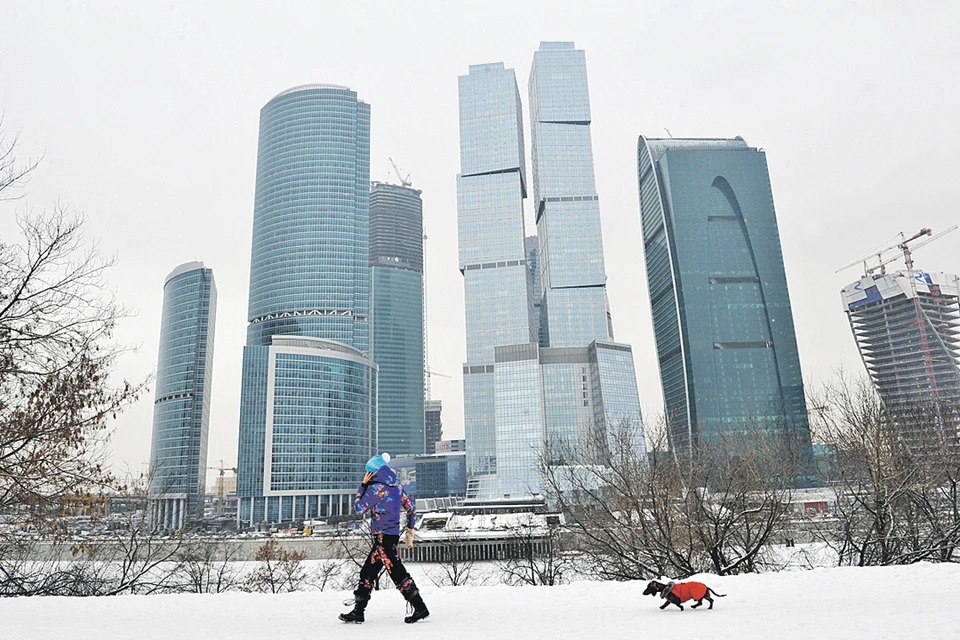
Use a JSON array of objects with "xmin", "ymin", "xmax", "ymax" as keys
[
  {"xmin": 238, "ymin": 85, "xmax": 377, "ymax": 526},
  {"xmin": 148, "ymin": 262, "xmax": 216, "ymax": 529},
  {"xmin": 637, "ymin": 136, "xmax": 811, "ymax": 462},
  {"xmin": 246, "ymin": 84, "xmax": 371, "ymax": 350}
]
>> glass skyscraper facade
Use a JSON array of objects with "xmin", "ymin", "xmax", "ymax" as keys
[
  {"xmin": 458, "ymin": 62, "xmax": 536, "ymax": 497},
  {"xmin": 370, "ymin": 181, "xmax": 425, "ymax": 455},
  {"xmin": 245, "ymin": 84, "xmax": 371, "ymax": 352},
  {"xmin": 148, "ymin": 262, "xmax": 216, "ymax": 530},
  {"xmin": 637, "ymin": 136, "xmax": 811, "ymax": 457},
  {"xmin": 237, "ymin": 85, "xmax": 377, "ymax": 526},
  {"xmin": 529, "ymin": 42, "xmax": 610, "ymax": 348},
  {"xmin": 457, "ymin": 44, "xmax": 644, "ymax": 499}
]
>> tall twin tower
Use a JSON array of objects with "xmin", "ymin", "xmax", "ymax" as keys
[{"xmin": 458, "ymin": 42, "xmax": 644, "ymax": 498}]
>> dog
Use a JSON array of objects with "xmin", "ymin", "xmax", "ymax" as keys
[{"xmin": 643, "ymin": 579, "xmax": 726, "ymax": 611}]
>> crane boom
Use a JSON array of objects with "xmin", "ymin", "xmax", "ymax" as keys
[
  {"xmin": 837, "ymin": 226, "xmax": 957, "ymax": 276},
  {"xmin": 388, "ymin": 157, "xmax": 412, "ymax": 187}
]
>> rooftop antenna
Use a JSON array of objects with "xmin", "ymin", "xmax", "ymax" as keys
[
  {"xmin": 388, "ymin": 157, "xmax": 412, "ymax": 187},
  {"xmin": 664, "ymin": 128, "xmax": 673, "ymax": 138}
]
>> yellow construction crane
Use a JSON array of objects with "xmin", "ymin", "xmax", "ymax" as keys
[{"xmin": 207, "ymin": 459, "xmax": 237, "ymax": 516}]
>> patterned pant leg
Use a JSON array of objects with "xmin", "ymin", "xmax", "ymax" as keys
[
  {"xmin": 356, "ymin": 533, "xmax": 385, "ymax": 596},
  {"xmin": 380, "ymin": 534, "xmax": 419, "ymax": 599}
]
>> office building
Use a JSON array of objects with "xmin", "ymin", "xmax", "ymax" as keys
[
  {"xmin": 458, "ymin": 61, "xmax": 536, "ymax": 498},
  {"xmin": 237, "ymin": 85, "xmax": 377, "ymax": 526},
  {"xmin": 425, "ymin": 399, "xmax": 443, "ymax": 454},
  {"xmin": 529, "ymin": 41, "xmax": 613, "ymax": 347},
  {"xmin": 525, "ymin": 235, "xmax": 543, "ymax": 345},
  {"xmin": 637, "ymin": 136, "xmax": 811, "ymax": 457},
  {"xmin": 148, "ymin": 262, "xmax": 216, "ymax": 529},
  {"xmin": 416, "ymin": 452, "xmax": 468, "ymax": 499},
  {"xmin": 370, "ymin": 181, "xmax": 425, "ymax": 455},
  {"xmin": 435, "ymin": 438, "xmax": 466, "ymax": 454},
  {"xmin": 457, "ymin": 43, "xmax": 644, "ymax": 499}
]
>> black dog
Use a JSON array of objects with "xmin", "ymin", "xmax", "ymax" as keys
[{"xmin": 643, "ymin": 579, "xmax": 726, "ymax": 611}]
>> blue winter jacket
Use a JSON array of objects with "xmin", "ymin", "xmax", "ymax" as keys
[{"xmin": 353, "ymin": 464, "xmax": 417, "ymax": 535}]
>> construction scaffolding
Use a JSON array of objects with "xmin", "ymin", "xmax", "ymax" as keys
[{"xmin": 840, "ymin": 227, "xmax": 960, "ymax": 446}]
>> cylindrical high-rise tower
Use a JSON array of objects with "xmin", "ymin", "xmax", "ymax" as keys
[
  {"xmin": 237, "ymin": 85, "xmax": 377, "ymax": 527},
  {"xmin": 247, "ymin": 84, "xmax": 371, "ymax": 351},
  {"xmin": 148, "ymin": 261, "xmax": 216, "ymax": 529}
]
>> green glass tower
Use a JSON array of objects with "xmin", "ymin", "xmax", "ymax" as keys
[{"xmin": 637, "ymin": 136, "xmax": 811, "ymax": 459}]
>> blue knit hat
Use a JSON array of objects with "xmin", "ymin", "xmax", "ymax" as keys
[{"xmin": 365, "ymin": 452, "xmax": 391, "ymax": 473}]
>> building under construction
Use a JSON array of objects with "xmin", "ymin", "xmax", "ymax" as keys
[{"xmin": 842, "ymin": 234, "xmax": 960, "ymax": 447}]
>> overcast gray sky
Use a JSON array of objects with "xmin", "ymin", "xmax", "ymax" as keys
[{"xmin": 2, "ymin": 1, "xmax": 958, "ymax": 484}]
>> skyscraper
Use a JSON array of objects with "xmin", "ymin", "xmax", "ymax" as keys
[
  {"xmin": 237, "ymin": 84, "xmax": 377, "ymax": 526},
  {"xmin": 148, "ymin": 262, "xmax": 216, "ymax": 530},
  {"xmin": 370, "ymin": 181, "xmax": 425, "ymax": 455},
  {"xmin": 457, "ymin": 44, "xmax": 644, "ymax": 499},
  {"xmin": 842, "ymin": 269, "xmax": 960, "ymax": 446},
  {"xmin": 458, "ymin": 62, "xmax": 536, "ymax": 498},
  {"xmin": 424, "ymin": 399, "xmax": 443, "ymax": 454},
  {"xmin": 637, "ymin": 136, "xmax": 811, "ymax": 457},
  {"xmin": 529, "ymin": 42, "xmax": 612, "ymax": 348}
]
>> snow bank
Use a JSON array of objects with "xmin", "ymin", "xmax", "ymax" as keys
[{"xmin": 1, "ymin": 563, "xmax": 956, "ymax": 639}]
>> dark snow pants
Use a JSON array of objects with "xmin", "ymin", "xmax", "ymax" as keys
[{"xmin": 356, "ymin": 533, "xmax": 418, "ymax": 601}]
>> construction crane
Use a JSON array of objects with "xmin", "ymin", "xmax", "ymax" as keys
[
  {"xmin": 207, "ymin": 460, "xmax": 237, "ymax": 516},
  {"xmin": 836, "ymin": 225, "xmax": 958, "ymax": 276},
  {"xmin": 388, "ymin": 157, "xmax": 412, "ymax": 187},
  {"xmin": 423, "ymin": 221, "xmax": 431, "ymax": 399},
  {"xmin": 424, "ymin": 367, "xmax": 450, "ymax": 400}
]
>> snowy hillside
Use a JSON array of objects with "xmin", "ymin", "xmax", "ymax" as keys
[{"xmin": 2, "ymin": 563, "xmax": 956, "ymax": 639}]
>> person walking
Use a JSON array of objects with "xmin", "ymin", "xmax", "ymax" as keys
[{"xmin": 339, "ymin": 452, "xmax": 430, "ymax": 624}]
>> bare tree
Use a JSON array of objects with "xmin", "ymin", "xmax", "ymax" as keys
[
  {"xmin": 810, "ymin": 376, "xmax": 960, "ymax": 566},
  {"xmin": 426, "ymin": 532, "xmax": 482, "ymax": 587},
  {"xmin": 334, "ymin": 518, "xmax": 384, "ymax": 590},
  {"xmin": 543, "ymin": 417, "xmax": 800, "ymax": 580},
  {"xmin": 0, "ymin": 505, "xmax": 186, "ymax": 596},
  {"xmin": 174, "ymin": 538, "xmax": 243, "ymax": 593},
  {"xmin": 498, "ymin": 523, "xmax": 571, "ymax": 587},
  {"xmin": 244, "ymin": 539, "xmax": 309, "ymax": 593},
  {"xmin": 312, "ymin": 559, "xmax": 348, "ymax": 591},
  {"xmin": 0, "ymin": 123, "xmax": 40, "ymax": 200},
  {"xmin": 0, "ymin": 132, "xmax": 142, "ymax": 527}
]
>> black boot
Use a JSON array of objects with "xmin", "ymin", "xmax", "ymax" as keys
[
  {"xmin": 404, "ymin": 592, "xmax": 429, "ymax": 624},
  {"xmin": 339, "ymin": 590, "xmax": 369, "ymax": 624}
]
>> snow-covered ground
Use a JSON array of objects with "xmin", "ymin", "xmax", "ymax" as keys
[{"xmin": 2, "ymin": 563, "xmax": 956, "ymax": 639}]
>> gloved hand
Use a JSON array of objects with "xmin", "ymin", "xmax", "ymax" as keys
[{"xmin": 404, "ymin": 528, "xmax": 415, "ymax": 550}]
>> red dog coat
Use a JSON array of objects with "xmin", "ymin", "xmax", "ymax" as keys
[{"xmin": 671, "ymin": 581, "xmax": 709, "ymax": 603}]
